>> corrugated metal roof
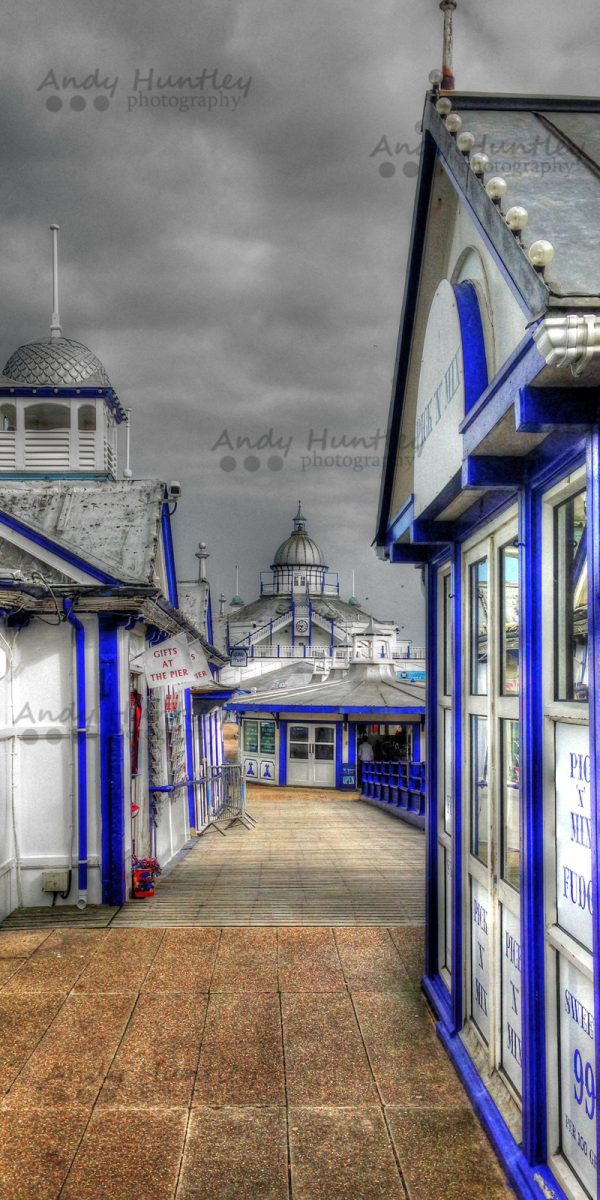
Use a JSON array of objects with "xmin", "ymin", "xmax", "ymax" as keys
[
  {"xmin": 0, "ymin": 479, "xmax": 164, "ymax": 584},
  {"xmin": 231, "ymin": 661, "xmax": 425, "ymax": 711},
  {"xmin": 454, "ymin": 107, "xmax": 600, "ymax": 297}
]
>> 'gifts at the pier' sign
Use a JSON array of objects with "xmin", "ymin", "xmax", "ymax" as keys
[{"xmin": 142, "ymin": 636, "xmax": 210, "ymax": 689}]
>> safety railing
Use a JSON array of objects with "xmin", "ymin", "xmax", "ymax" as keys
[
  {"xmin": 199, "ymin": 763, "xmax": 256, "ymax": 835},
  {"xmin": 360, "ymin": 760, "xmax": 425, "ymax": 829},
  {"xmin": 150, "ymin": 763, "xmax": 256, "ymax": 836}
]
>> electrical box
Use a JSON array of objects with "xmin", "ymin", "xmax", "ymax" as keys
[{"xmin": 42, "ymin": 869, "xmax": 70, "ymax": 893}]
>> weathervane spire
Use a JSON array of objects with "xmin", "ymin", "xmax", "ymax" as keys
[
  {"xmin": 440, "ymin": 0, "xmax": 457, "ymax": 91},
  {"xmin": 50, "ymin": 223, "xmax": 62, "ymax": 338}
]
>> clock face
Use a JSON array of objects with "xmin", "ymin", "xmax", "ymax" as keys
[{"xmin": 296, "ymin": 619, "xmax": 309, "ymax": 633}]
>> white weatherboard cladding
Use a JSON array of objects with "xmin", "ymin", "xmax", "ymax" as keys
[
  {"xmin": 501, "ymin": 906, "xmax": 523, "ymax": 1095},
  {"xmin": 558, "ymin": 957, "xmax": 597, "ymax": 1195},
  {"xmin": 471, "ymin": 876, "xmax": 491, "ymax": 1044},
  {"xmin": 414, "ymin": 280, "xmax": 464, "ymax": 518},
  {"xmin": 556, "ymin": 723, "xmax": 592, "ymax": 952}
]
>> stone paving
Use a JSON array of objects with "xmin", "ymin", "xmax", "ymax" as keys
[
  {"xmin": 0, "ymin": 791, "xmax": 515, "ymax": 1198},
  {"xmin": 0, "ymin": 923, "xmax": 513, "ymax": 1199}
]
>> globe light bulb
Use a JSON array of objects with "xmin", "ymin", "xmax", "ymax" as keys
[
  {"xmin": 469, "ymin": 153, "xmax": 491, "ymax": 177},
  {"xmin": 429, "ymin": 69, "xmax": 443, "ymax": 87},
  {"xmin": 445, "ymin": 113, "xmax": 462, "ymax": 135},
  {"xmin": 505, "ymin": 205, "xmax": 529, "ymax": 232},
  {"xmin": 485, "ymin": 177, "xmax": 508, "ymax": 206},
  {"xmin": 456, "ymin": 132, "xmax": 475, "ymax": 156},
  {"xmin": 436, "ymin": 97, "xmax": 452, "ymax": 116},
  {"xmin": 528, "ymin": 239, "xmax": 555, "ymax": 269}
]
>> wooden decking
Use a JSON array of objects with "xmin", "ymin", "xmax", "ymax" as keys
[{"xmin": 113, "ymin": 787, "xmax": 426, "ymax": 927}]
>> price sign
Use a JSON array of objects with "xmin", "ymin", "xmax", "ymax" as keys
[
  {"xmin": 559, "ymin": 957, "xmax": 597, "ymax": 1194},
  {"xmin": 501, "ymin": 907, "xmax": 522, "ymax": 1096},
  {"xmin": 556, "ymin": 724, "xmax": 592, "ymax": 951},
  {"xmin": 471, "ymin": 877, "xmax": 490, "ymax": 1045}
]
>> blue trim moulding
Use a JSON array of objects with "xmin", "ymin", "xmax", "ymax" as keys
[
  {"xmin": 586, "ymin": 431, "xmax": 600, "ymax": 1200},
  {"xmin": 335, "ymin": 724, "xmax": 343, "ymax": 787},
  {"xmin": 0, "ymin": 509, "xmax": 123, "ymax": 585},
  {"xmin": 452, "ymin": 280, "xmax": 488, "ymax": 413},
  {"xmin": 184, "ymin": 689, "xmax": 196, "ymax": 830},
  {"xmin": 519, "ymin": 484, "xmax": 548, "ymax": 1166},
  {"xmin": 160, "ymin": 502, "xmax": 179, "ymax": 608},
  {"xmin": 63, "ymin": 601, "xmax": 88, "ymax": 898},
  {"xmin": 98, "ymin": 616, "xmax": 126, "ymax": 906},
  {"xmin": 424, "ymin": 561, "xmax": 439, "ymax": 981},
  {"xmin": 450, "ymin": 543, "xmax": 463, "ymax": 1034},
  {"xmin": 228, "ymin": 703, "xmax": 425, "ymax": 715},
  {"xmin": 279, "ymin": 721, "xmax": 287, "ymax": 786}
]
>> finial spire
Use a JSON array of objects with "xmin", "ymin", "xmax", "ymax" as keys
[
  {"xmin": 440, "ymin": 0, "xmax": 457, "ymax": 91},
  {"xmin": 50, "ymin": 223, "xmax": 62, "ymax": 339},
  {"xmin": 196, "ymin": 542, "xmax": 209, "ymax": 581},
  {"xmin": 293, "ymin": 501, "xmax": 307, "ymax": 533}
]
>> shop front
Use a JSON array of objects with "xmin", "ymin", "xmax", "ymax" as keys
[{"xmin": 376, "ymin": 86, "xmax": 600, "ymax": 1200}]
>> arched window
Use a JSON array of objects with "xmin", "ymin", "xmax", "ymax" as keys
[
  {"xmin": 78, "ymin": 404, "xmax": 96, "ymax": 431},
  {"xmin": 0, "ymin": 403, "xmax": 16, "ymax": 432},
  {"xmin": 24, "ymin": 403, "xmax": 70, "ymax": 430}
]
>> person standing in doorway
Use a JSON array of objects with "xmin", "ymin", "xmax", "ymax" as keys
[{"xmin": 357, "ymin": 735, "xmax": 374, "ymax": 786}]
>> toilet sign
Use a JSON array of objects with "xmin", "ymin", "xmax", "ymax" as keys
[{"xmin": 414, "ymin": 280, "xmax": 465, "ymax": 518}]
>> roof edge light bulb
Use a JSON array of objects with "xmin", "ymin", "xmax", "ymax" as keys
[
  {"xmin": 445, "ymin": 113, "xmax": 462, "ymax": 135},
  {"xmin": 429, "ymin": 68, "xmax": 443, "ymax": 93},
  {"xmin": 469, "ymin": 153, "xmax": 491, "ymax": 180},
  {"xmin": 505, "ymin": 205, "xmax": 528, "ymax": 244},
  {"xmin": 485, "ymin": 176, "xmax": 508, "ymax": 208},
  {"xmin": 528, "ymin": 239, "xmax": 555, "ymax": 272},
  {"xmin": 436, "ymin": 96, "xmax": 452, "ymax": 116},
  {"xmin": 456, "ymin": 131, "xmax": 475, "ymax": 157}
]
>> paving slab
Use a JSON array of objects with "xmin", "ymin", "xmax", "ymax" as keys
[
  {"xmin": 177, "ymin": 1106, "xmax": 288, "ymax": 1200},
  {"xmin": 99, "ymin": 992, "xmax": 208, "ymax": 1106},
  {"xmin": 194, "ymin": 992, "xmax": 285, "ymax": 1105},
  {"xmin": 61, "ymin": 1106, "xmax": 188, "ymax": 1200},
  {"xmin": 282, "ymin": 990, "xmax": 378, "ymax": 1105},
  {"xmin": 386, "ymin": 1105, "xmax": 513, "ymax": 1200},
  {"xmin": 289, "ymin": 1105, "xmax": 406, "ymax": 1200},
  {"xmin": 0, "ymin": 1103, "xmax": 90, "ymax": 1200}
]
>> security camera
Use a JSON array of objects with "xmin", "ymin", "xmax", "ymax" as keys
[{"xmin": 168, "ymin": 481, "xmax": 182, "ymax": 497}]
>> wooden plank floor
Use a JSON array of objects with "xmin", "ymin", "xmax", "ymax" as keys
[{"xmin": 112, "ymin": 787, "xmax": 426, "ymax": 927}]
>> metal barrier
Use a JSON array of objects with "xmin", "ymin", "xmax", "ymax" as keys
[
  {"xmin": 200, "ymin": 764, "xmax": 256, "ymax": 835},
  {"xmin": 359, "ymin": 760, "xmax": 425, "ymax": 829}
]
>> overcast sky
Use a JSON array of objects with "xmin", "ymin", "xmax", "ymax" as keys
[{"xmin": 2, "ymin": 0, "xmax": 598, "ymax": 641}]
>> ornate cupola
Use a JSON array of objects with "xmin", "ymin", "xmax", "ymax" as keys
[
  {"xmin": 270, "ymin": 502, "xmax": 328, "ymax": 596},
  {"xmin": 0, "ymin": 225, "xmax": 127, "ymax": 479}
]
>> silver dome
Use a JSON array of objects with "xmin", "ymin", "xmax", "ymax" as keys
[
  {"xmin": 272, "ymin": 532, "xmax": 324, "ymax": 567},
  {"xmin": 3, "ymin": 337, "xmax": 111, "ymax": 387}
]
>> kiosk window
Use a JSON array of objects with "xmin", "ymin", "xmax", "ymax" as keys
[
  {"xmin": 555, "ymin": 490, "xmax": 588, "ymax": 702},
  {"xmin": 470, "ymin": 559, "xmax": 488, "ymax": 695},
  {"xmin": 501, "ymin": 719, "xmax": 520, "ymax": 891},
  {"xmin": 470, "ymin": 715, "xmax": 489, "ymax": 866},
  {"xmin": 501, "ymin": 543, "xmax": 519, "ymax": 695}
]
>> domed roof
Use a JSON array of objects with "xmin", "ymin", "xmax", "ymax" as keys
[
  {"xmin": 3, "ymin": 337, "xmax": 111, "ymax": 387},
  {"xmin": 272, "ymin": 503, "xmax": 325, "ymax": 568}
]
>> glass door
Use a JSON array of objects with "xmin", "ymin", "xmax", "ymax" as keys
[
  {"xmin": 462, "ymin": 512, "xmax": 522, "ymax": 1135},
  {"xmin": 287, "ymin": 724, "xmax": 336, "ymax": 786}
]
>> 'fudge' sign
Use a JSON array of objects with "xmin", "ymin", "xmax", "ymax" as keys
[{"xmin": 556, "ymin": 723, "xmax": 592, "ymax": 952}]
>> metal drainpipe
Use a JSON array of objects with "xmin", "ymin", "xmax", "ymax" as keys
[{"xmin": 63, "ymin": 599, "xmax": 88, "ymax": 909}]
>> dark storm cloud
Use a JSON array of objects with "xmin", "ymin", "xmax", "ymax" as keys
[{"xmin": 1, "ymin": 0, "xmax": 598, "ymax": 632}]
